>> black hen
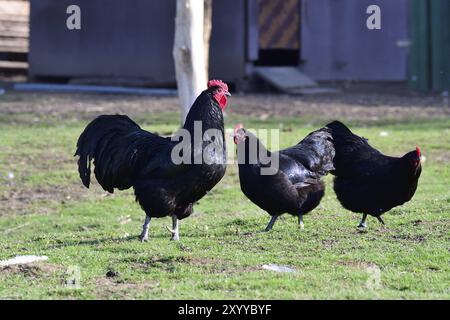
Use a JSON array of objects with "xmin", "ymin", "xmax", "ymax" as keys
[
  {"xmin": 75, "ymin": 80, "xmax": 231, "ymax": 241},
  {"xmin": 234, "ymin": 125, "xmax": 335, "ymax": 231},
  {"xmin": 326, "ymin": 121, "xmax": 422, "ymax": 228}
]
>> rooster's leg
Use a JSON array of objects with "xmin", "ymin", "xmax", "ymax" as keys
[
  {"xmin": 298, "ymin": 213, "xmax": 304, "ymax": 230},
  {"xmin": 139, "ymin": 216, "xmax": 151, "ymax": 242},
  {"xmin": 265, "ymin": 215, "xmax": 278, "ymax": 232},
  {"xmin": 166, "ymin": 215, "xmax": 180, "ymax": 241},
  {"xmin": 377, "ymin": 216, "xmax": 385, "ymax": 226},
  {"xmin": 358, "ymin": 214, "xmax": 367, "ymax": 229}
]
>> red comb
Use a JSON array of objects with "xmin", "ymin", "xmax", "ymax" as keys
[
  {"xmin": 234, "ymin": 123, "xmax": 244, "ymax": 135},
  {"xmin": 416, "ymin": 146, "xmax": 421, "ymax": 157},
  {"xmin": 208, "ymin": 79, "xmax": 228, "ymax": 91}
]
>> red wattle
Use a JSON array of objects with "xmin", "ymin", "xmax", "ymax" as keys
[{"xmin": 219, "ymin": 96, "xmax": 227, "ymax": 111}]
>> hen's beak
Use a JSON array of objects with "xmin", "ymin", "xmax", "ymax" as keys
[{"xmin": 225, "ymin": 91, "xmax": 231, "ymax": 97}]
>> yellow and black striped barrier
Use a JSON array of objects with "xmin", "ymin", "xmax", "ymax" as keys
[{"xmin": 258, "ymin": 0, "xmax": 300, "ymax": 50}]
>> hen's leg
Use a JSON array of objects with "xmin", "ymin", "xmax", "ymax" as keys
[
  {"xmin": 139, "ymin": 216, "xmax": 151, "ymax": 242},
  {"xmin": 265, "ymin": 215, "xmax": 278, "ymax": 232},
  {"xmin": 377, "ymin": 216, "xmax": 385, "ymax": 226},
  {"xmin": 298, "ymin": 213, "xmax": 304, "ymax": 230},
  {"xmin": 166, "ymin": 215, "xmax": 180, "ymax": 241},
  {"xmin": 358, "ymin": 214, "xmax": 368, "ymax": 229}
]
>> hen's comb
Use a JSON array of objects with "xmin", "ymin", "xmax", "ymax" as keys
[
  {"xmin": 208, "ymin": 79, "xmax": 228, "ymax": 91},
  {"xmin": 416, "ymin": 146, "xmax": 421, "ymax": 157},
  {"xmin": 234, "ymin": 123, "xmax": 244, "ymax": 135}
]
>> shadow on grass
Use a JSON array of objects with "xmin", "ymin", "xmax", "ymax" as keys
[{"xmin": 45, "ymin": 223, "xmax": 273, "ymax": 249}]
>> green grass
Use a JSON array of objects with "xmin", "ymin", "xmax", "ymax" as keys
[{"xmin": 0, "ymin": 111, "xmax": 449, "ymax": 300}]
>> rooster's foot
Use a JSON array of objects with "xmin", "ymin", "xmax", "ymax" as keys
[
  {"xmin": 166, "ymin": 226, "xmax": 180, "ymax": 241},
  {"xmin": 139, "ymin": 216, "xmax": 151, "ymax": 242},
  {"xmin": 139, "ymin": 233, "xmax": 149, "ymax": 242},
  {"xmin": 166, "ymin": 215, "xmax": 180, "ymax": 241}
]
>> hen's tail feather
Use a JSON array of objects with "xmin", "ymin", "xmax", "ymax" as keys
[
  {"xmin": 325, "ymin": 120, "xmax": 352, "ymax": 135},
  {"xmin": 325, "ymin": 120, "xmax": 369, "ymax": 149},
  {"xmin": 75, "ymin": 115, "xmax": 141, "ymax": 191},
  {"xmin": 301, "ymin": 128, "xmax": 336, "ymax": 175},
  {"xmin": 284, "ymin": 127, "xmax": 336, "ymax": 176}
]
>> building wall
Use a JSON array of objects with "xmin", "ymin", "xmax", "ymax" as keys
[
  {"xmin": 301, "ymin": 0, "xmax": 409, "ymax": 81},
  {"xmin": 29, "ymin": 0, "xmax": 410, "ymax": 84},
  {"xmin": 29, "ymin": 0, "xmax": 175, "ymax": 84},
  {"xmin": 29, "ymin": 0, "xmax": 246, "ymax": 85}
]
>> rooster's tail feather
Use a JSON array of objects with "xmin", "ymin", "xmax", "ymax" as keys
[{"xmin": 75, "ymin": 115, "xmax": 140, "ymax": 192}]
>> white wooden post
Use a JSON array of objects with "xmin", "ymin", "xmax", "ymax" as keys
[
  {"xmin": 173, "ymin": 0, "xmax": 208, "ymax": 124},
  {"xmin": 204, "ymin": 0, "xmax": 212, "ymax": 77}
]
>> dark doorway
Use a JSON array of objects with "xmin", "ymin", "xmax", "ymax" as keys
[{"xmin": 255, "ymin": 49, "xmax": 299, "ymax": 66}]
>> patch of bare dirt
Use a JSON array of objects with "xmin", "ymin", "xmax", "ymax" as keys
[
  {"xmin": 411, "ymin": 219, "xmax": 447, "ymax": 227},
  {"xmin": 0, "ymin": 262, "xmax": 62, "ymax": 278},
  {"xmin": 1, "ymin": 83, "xmax": 450, "ymax": 125},
  {"xmin": 0, "ymin": 92, "xmax": 180, "ymax": 124},
  {"xmin": 94, "ymin": 277, "xmax": 159, "ymax": 299},
  {"xmin": 336, "ymin": 260, "xmax": 378, "ymax": 269},
  {"xmin": 0, "ymin": 183, "xmax": 100, "ymax": 216},
  {"xmin": 132, "ymin": 255, "xmax": 215, "ymax": 271},
  {"xmin": 129, "ymin": 255, "xmax": 258, "ymax": 275},
  {"xmin": 231, "ymin": 93, "xmax": 450, "ymax": 123},
  {"xmin": 391, "ymin": 234, "xmax": 426, "ymax": 243},
  {"xmin": 431, "ymin": 150, "xmax": 450, "ymax": 164},
  {"xmin": 321, "ymin": 238, "xmax": 339, "ymax": 249}
]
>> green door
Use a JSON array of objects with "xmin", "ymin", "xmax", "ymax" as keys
[{"xmin": 409, "ymin": 0, "xmax": 450, "ymax": 91}]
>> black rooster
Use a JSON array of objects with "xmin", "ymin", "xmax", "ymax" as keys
[
  {"xmin": 234, "ymin": 125, "xmax": 335, "ymax": 231},
  {"xmin": 326, "ymin": 121, "xmax": 422, "ymax": 228},
  {"xmin": 76, "ymin": 80, "xmax": 231, "ymax": 241}
]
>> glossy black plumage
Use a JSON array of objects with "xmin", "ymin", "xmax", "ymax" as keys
[
  {"xmin": 75, "ymin": 87, "xmax": 227, "ymax": 224},
  {"xmin": 326, "ymin": 121, "xmax": 422, "ymax": 222},
  {"xmin": 236, "ymin": 127, "xmax": 335, "ymax": 229}
]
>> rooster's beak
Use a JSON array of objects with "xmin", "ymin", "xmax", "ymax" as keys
[{"xmin": 225, "ymin": 92, "xmax": 231, "ymax": 97}]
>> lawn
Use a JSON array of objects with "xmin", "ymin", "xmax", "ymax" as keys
[{"xmin": 0, "ymin": 90, "xmax": 449, "ymax": 299}]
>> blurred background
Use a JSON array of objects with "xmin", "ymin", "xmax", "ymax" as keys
[{"xmin": 0, "ymin": 0, "xmax": 449, "ymax": 93}]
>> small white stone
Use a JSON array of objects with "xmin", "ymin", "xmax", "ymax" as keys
[
  {"xmin": 0, "ymin": 255, "xmax": 48, "ymax": 267},
  {"xmin": 262, "ymin": 264, "xmax": 295, "ymax": 273},
  {"xmin": 7, "ymin": 172, "xmax": 14, "ymax": 179},
  {"xmin": 379, "ymin": 131, "xmax": 389, "ymax": 137}
]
